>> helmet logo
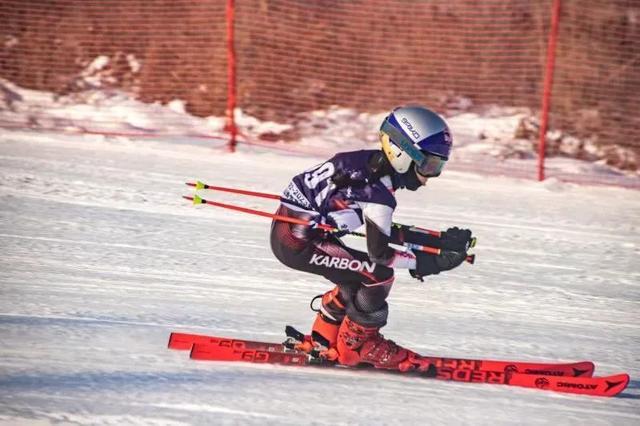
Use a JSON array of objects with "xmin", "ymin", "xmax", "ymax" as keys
[
  {"xmin": 444, "ymin": 129, "xmax": 452, "ymax": 144},
  {"xmin": 401, "ymin": 117, "xmax": 421, "ymax": 140}
]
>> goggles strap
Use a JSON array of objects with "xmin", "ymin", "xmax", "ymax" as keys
[{"xmin": 381, "ymin": 119, "xmax": 427, "ymax": 166}]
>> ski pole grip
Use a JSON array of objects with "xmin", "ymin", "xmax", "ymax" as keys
[
  {"xmin": 404, "ymin": 242, "xmax": 441, "ymax": 255},
  {"xmin": 405, "ymin": 242, "xmax": 475, "ymax": 265}
]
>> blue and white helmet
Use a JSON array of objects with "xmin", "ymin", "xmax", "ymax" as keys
[{"xmin": 379, "ymin": 106, "xmax": 453, "ymax": 174}]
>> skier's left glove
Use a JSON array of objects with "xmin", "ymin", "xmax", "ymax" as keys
[
  {"xmin": 409, "ymin": 249, "xmax": 468, "ymax": 282},
  {"xmin": 440, "ymin": 227, "xmax": 474, "ymax": 252}
]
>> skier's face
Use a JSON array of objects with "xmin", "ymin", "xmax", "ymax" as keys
[
  {"xmin": 416, "ymin": 171, "xmax": 429, "ymax": 186},
  {"xmin": 413, "ymin": 154, "xmax": 446, "ymax": 188},
  {"xmin": 401, "ymin": 166, "xmax": 424, "ymax": 191}
]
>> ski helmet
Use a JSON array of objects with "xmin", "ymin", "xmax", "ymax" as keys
[{"xmin": 379, "ymin": 106, "xmax": 452, "ymax": 176}]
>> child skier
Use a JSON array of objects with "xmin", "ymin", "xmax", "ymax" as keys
[{"xmin": 270, "ymin": 105, "xmax": 473, "ymax": 373}]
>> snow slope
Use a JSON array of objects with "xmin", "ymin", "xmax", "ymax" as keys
[{"xmin": 0, "ymin": 129, "xmax": 639, "ymax": 425}]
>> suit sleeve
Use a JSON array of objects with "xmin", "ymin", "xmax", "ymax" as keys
[{"xmin": 359, "ymin": 202, "xmax": 416, "ymax": 269}]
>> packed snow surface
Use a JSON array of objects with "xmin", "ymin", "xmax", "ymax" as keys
[{"xmin": 0, "ymin": 130, "xmax": 639, "ymax": 425}]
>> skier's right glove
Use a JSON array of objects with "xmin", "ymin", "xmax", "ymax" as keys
[{"xmin": 409, "ymin": 249, "xmax": 468, "ymax": 282}]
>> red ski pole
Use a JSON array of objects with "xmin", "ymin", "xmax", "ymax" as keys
[
  {"xmin": 186, "ymin": 181, "xmax": 442, "ymax": 236},
  {"xmin": 186, "ymin": 181, "xmax": 281, "ymax": 201},
  {"xmin": 183, "ymin": 195, "xmax": 334, "ymax": 232},
  {"xmin": 183, "ymin": 194, "xmax": 474, "ymax": 264}
]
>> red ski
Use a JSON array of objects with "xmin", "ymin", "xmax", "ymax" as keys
[
  {"xmin": 169, "ymin": 332, "xmax": 285, "ymax": 352},
  {"xmin": 507, "ymin": 372, "xmax": 629, "ymax": 397},
  {"xmin": 191, "ymin": 343, "xmax": 309, "ymax": 366},
  {"xmin": 168, "ymin": 331, "xmax": 594, "ymax": 377},
  {"xmin": 185, "ymin": 343, "xmax": 629, "ymax": 398}
]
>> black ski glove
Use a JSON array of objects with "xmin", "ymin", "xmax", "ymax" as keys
[
  {"xmin": 440, "ymin": 227, "xmax": 473, "ymax": 252},
  {"xmin": 409, "ymin": 249, "xmax": 468, "ymax": 282}
]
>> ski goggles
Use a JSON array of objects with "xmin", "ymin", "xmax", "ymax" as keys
[
  {"xmin": 415, "ymin": 152, "xmax": 446, "ymax": 178},
  {"xmin": 380, "ymin": 119, "xmax": 447, "ymax": 177}
]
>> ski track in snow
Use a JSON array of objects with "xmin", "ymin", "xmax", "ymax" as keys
[{"xmin": 0, "ymin": 131, "xmax": 639, "ymax": 425}]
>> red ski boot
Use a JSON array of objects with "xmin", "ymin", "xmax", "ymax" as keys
[
  {"xmin": 336, "ymin": 316, "xmax": 434, "ymax": 374},
  {"xmin": 295, "ymin": 287, "xmax": 346, "ymax": 358}
]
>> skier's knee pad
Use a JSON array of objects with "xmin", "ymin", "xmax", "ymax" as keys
[
  {"xmin": 361, "ymin": 266, "xmax": 394, "ymax": 287},
  {"xmin": 352, "ymin": 278, "xmax": 394, "ymax": 325},
  {"xmin": 347, "ymin": 301, "xmax": 389, "ymax": 328}
]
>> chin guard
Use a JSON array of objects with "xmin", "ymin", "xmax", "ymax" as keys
[{"xmin": 401, "ymin": 168, "xmax": 423, "ymax": 191}]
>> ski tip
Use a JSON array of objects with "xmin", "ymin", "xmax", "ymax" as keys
[
  {"xmin": 577, "ymin": 361, "xmax": 596, "ymax": 377},
  {"xmin": 167, "ymin": 332, "xmax": 177, "ymax": 349},
  {"xmin": 617, "ymin": 373, "xmax": 630, "ymax": 384},
  {"xmin": 182, "ymin": 195, "xmax": 194, "ymax": 202},
  {"xmin": 605, "ymin": 373, "xmax": 630, "ymax": 397},
  {"xmin": 168, "ymin": 332, "xmax": 192, "ymax": 350},
  {"xmin": 185, "ymin": 182, "xmax": 196, "ymax": 187}
]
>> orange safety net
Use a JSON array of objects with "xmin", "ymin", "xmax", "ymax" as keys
[{"xmin": 1, "ymin": 0, "xmax": 638, "ymax": 186}]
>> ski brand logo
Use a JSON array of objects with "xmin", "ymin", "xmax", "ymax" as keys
[
  {"xmin": 444, "ymin": 129, "xmax": 452, "ymax": 144},
  {"xmin": 436, "ymin": 368, "xmax": 506, "ymax": 384},
  {"xmin": 573, "ymin": 368, "xmax": 589, "ymax": 377},
  {"xmin": 605, "ymin": 380, "xmax": 624, "ymax": 392},
  {"xmin": 401, "ymin": 117, "xmax": 421, "ymax": 140},
  {"xmin": 504, "ymin": 364, "xmax": 518, "ymax": 375},
  {"xmin": 535, "ymin": 377, "xmax": 550, "ymax": 389},
  {"xmin": 432, "ymin": 359, "xmax": 482, "ymax": 370},
  {"xmin": 557, "ymin": 382, "xmax": 597, "ymax": 390},
  {"xmin": 525, "ymin": 369, "xmax": 563, "ymax": 376},
  {"xmin": 283, "ymin": 181, "xmax": 312, "ymax": 208},
  {"xmin": 309, "ymin": 254, "xmax": 375, "ymax": 273}
]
